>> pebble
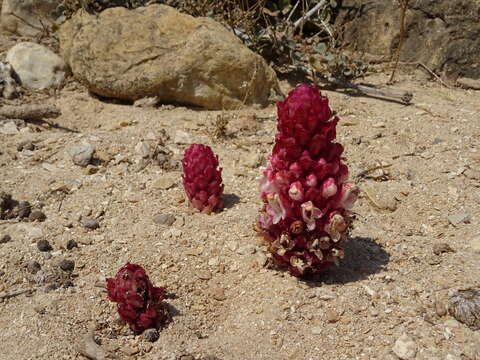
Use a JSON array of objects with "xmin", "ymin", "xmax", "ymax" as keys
[
  {"xmin": 85, "ymin": 165, "xmax": 98, "ymax": 175},
  {"xmin": 311, "ymin": 327, "xmax": 322, "ymax": 335},
  {"xmin": 59, "ymin": 259, "xmax": 75, "ymax": 272},
  {"xmin": 237, "ymin": 245, "xmax": 256, "ymax": 255},
  {"xmin": 29, "ymin": 210, "xmax": 46, "ymax": 222},
  {"xmin": 226, "ymin": 241, "xmax": 239, "ymax": 252},
  {"xmin": 27, "ymin": 261, "xmax": 41, "ymax": 274},
  {"xmin": 197, "ymin": 270, "xmax": 212, "ymax": 280},
  {"xmin": 69, "ymin": 142, "xmax": 95, "ymax": 167},
  {"xmin": 142, "ymin": 328, "xmax": 159, "ymax": 342},
  {"xmin": 211, "ymin": 287, "xmax": 226, "ymax": 301},
  {"xmin": 448, "ymin": 211, "xmax": 471, "ymax": 226},
  {"xmin": 434, "ymin": 299, "xmax": 447, "ymax": 317},
  {"xmin": 432, "ymin": 242, "xmax": 454, "ymax": 255},
  {"xmin": 122, "ymin": 346, "xmax": 139, "ymax": 356},
  {"xmin": 82, "ymin": 218, "xmax": 99, "ymax": 230},
  {"xmin": 17, "ymin": 201, "xmax": 31, "ymax": 218},
  {"xmin": 326, "ymin": 309, "xmax": 340, "ymax": 323},
  {"xmin": 154, "ymin": 174, "xmax": 177, "ymax": 190},
  {"xmin": 470, "ymin": 236, "xmax": 480, "ymax": 253},
  {"xmin": 173, "ymin": 130, "xmax": 192, "ymax": 144},
  {"xmin": 17, "ymin": 141, "xmax": 35, "ymax": 152},
  {"xmin": 0, "ymin": 234, "xmax": 11, "ymax": 244},
  {"xmin": 392, "ymin": 333, "xmax": 417, "ymax": 360},
  {"xmin": 37, "ymin": 239, "xmax": 52, "ymax": 252},
  {"xmin": 66, "ymin": 239, "xmax": 78, "ymax": 250},
  {"xmin": 243, "ymin": 153, "xmax": 263, "ymax": 168},
  {"xmin": 153, "ymin": 213, "xmax": 176, "ymax": 226},
  {"xmin": 0, "ymin": 121, "xmax": 19, "ymax": 135}
]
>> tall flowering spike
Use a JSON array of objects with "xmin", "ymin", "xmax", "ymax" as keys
[
  {"xmin": 182, "ymin": 144, "xmax": 224, "ymax": 214},
  {"xmin": 106, "ymin": 263, "xmax": 170, "ymax": 333},
  {"xmin": 257, "ymin": 84, "xmax": 359, "ymax": 276}
]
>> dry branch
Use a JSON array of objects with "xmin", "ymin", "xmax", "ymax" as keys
[
  {"xmin": 0, "ymin": 288, "xmax": 34, "ymax": 299},
  {"xmin": 0, "ymin": 104, "xmax": 61, "ymax": 121},
  {"xmin": 319, "ymin": 75, "xmax": 413, "ymax": 104}
]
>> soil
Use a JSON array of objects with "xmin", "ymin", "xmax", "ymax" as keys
[{"xmin": 1, "ymin": 33, "xmax": 480, "ymax": 360}]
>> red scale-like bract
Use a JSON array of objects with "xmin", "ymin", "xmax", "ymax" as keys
[
  {"xmin": 107, "ymin": 263, "xmax": 170, "ymax": 333},
  {"xmin": 182, "ymin": 144, "xmax": 224, "ymax": 214},
  {"xmin": 258, "ymin": 84, "xmax": 359, "ymax": 276}
]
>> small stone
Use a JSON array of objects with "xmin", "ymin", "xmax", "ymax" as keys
[
  {"xmin": 82, "ymin": 218, "xmax": 99, "ymax": 230},
  {"xmin": 173, "ymin": 130, "xmax": 192, "ymax": 144},
  {"xmin": 197, "ymin": 270, "xmax": 212, "ymax": 280},
  {"xmin": 153, "ymin": 213, "xmax": 176, "ymax": 226},
  {"xmin": 311, "ymin": 327, "xmax": 322, "ymax": 335},
  {"xmin": 69, "ymin": 143, "xmax": 95, "ymax": 167},
  {"xmin": 122, "ymin": 346, "xmax": 139, "ymax": 356},
  {"xmin": 37, "ymin": 239, "xmax": 52, "ymax": 252},
  {"xmin": 243, "ymin": 153, "xmax": 263, "ymax": 168},
  {"xmin": 211, "ymin": 287, "xmax": 226, "ymax": 301},
  {"xmin": 448, "ymin": 211, "xmax": 471, "ymax": 226},
  {"xmin": 142, "ymin": 328, "xmax": 159, "ymax": 342},
  {"xmin": 85, "ymin": 165, "xmax": 98, "ymax": 175},
  {"xmin": 0, "ymin": 121, "xmax": 19, "ymax": 135},
  {"xmin": 17, "ymin": 201, "xmax": 31, "ymax": 218},
  {"xmin": 27, "ymin": 261, "xmax": 41, "ymax": 274},
  {"xmin": 435, "ymin": 299, "xmax": 447, "ymax": 317},
  {"xmin": 0, "ymin": 234, "xmax": 11, "ymax": 244},
  {"xmin": 17, "ymin": 141, "xmax": 35, "ymax": 152},
  {"xmin": 326, "ymin": 309, "xmax": 340, "ymax": 323},
  {"xmin": 66, "ymin": 239, "xmax": 78, "ymax": 250},
  {"xmin": 470, "ymin": 236, "xmax": 480, "ymax": 253},
  {"xmin": 432, "ymin": 137, "xmax": 445, "ymax": 145},
  {"xmin": 226, "ymin": 241, "xmax": 239, "ymax": 252},
  {"xmin": 237, "ymin": 245, "xmax": 256, "ymax": 255},
  {"xmin": 392, "ymin": 333, "xmax": 417, "ymax": 360},
  {"xmin": 59, "ymin": 259, "xmax": 75, "ymax": 272},
  {"xmin": 29, "ymin": 210, "xmax": 46, "ymax": 222},
  {"xmin": 153, "ymin": 174, "xmax": 177, "ymax": 190},
  {"xmin": 433, "ymin": 242, "xmax": 454, "ymax": 255}
]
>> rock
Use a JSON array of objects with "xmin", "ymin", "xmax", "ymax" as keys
[
  {"xmin": 237, "ymin": 245, "xmax": 256, "ymax": 255},
  {"xmin": 153, "ymin": 213, "xmax": 176, "ymax": 226},
  {"xmin": 17, "ymin": 141, "xmax": 35, "ymax": 152},
  {"xmin": 66, "ymin": 239, "xmax": 78, "ymax": 250},
  {"xmin": 470, "ymin": 235, "xmax": 480, "ymax": 253},
  {"xmin": 448, "ymin": 211, "xmax": 471, "ymax": 225},
  {"xmin": 153, "ymin": 174, "xmax": 177, "ymax": 190},
  {"xmin": 457, "ymin": 77, "xmax": 480, "ymax": 90},
  {"xmin": 392, "ymin": 334, "xmax": 417, "ymax": 360},
  {"xmin": 0, "ymin": 121, "xmax": 19, "ymax": 135},
  {"xmin": 0, "ymin": 62, "xmax": 20, "ymax": 99},
  {"xmin": 17, "ymin": 201, "xmax": 31, "ymax": 218},
  {"xmin": 77, "ymin": 330, "xmax": 108, "ymax": 360},
  {"xmin": 448, "ymin": 288, "xmax": 480, "ymax": 330},
  {"xmin": 336, "ymin": 1, "xmax": 480, "ymax": 80},
  {"xmin": 6, "ymin": 42, "xmax": 68, "ymax": 89},
  {"xmin": 37, "ymin": 239, "xmax": 52, "ymax": 252},
  {"xmin": 211, "ymin": 287, "xmax": 226, "ymax": 301},
  {"xmin": 196, "ymin": 270, "xmax": 212, "ymax": 280},
  {"xmin": 59, "ymin": 259, "xmax": 75, "ymax": 272},
  {"xmin": 29, "ymin": 210, "xmax": 46, "ymax": 222},
  {"xmin": 142, "ymin": 328, "xmax": 159, "ymax": 342},
  {"xmin": 325, "ymin": 309, "xmax": 340, "ymax": 323},
  {"xmin": 59, "ymin": 5, "xmax": 279, "ymax": 110},
  {"xmin": 311, "ymin": 327, "xmax": 322, "ymax": 335},
  {"xmin": 432, "ymin": 242, "xmax": 454, "ymax": 255},
  {"xmin": 363, "ymin": 183, "xmax": 398, "ymax": 212},
  {"xmin": 173, "ymin": 130, "xmax": 192, "ymax": 145},
  {"xmin": 27, "ymin": 261, "xmax": 41, "ymax": 274},
  {"xmin": 0, "ymin": 234, "xmax": 11, "ymax": 244},
  {"xmin": 243, "ymin": 153, "xmax": 263, "ymax": 168},
  {"xmin": 435, "ymin": 299, "xmax": 447, "ymax": 317},
  {"xmin": 1, "ymin": 0, "xmax": 61, "ymax": 37},
  {"xmin": 69, "ymin": 142, "xmax": 95, "ymax": 167},
  {"xmin": 82, "ymin": 218, "xmax": 99, "ymax": 230}
]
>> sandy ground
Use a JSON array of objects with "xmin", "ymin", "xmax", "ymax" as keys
[{"xmin": 1, "ymin": 34, "xmax": 480, "ymax": 360}]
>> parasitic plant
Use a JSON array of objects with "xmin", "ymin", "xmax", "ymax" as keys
[
  {"xmin": 107, "ymin": 263, "xmax": 170, "ymax": 333},
  {"xmin": 257, "ymin": 84, "xmax": 359, "ymax": 276},
  {"xmin": 182, "ymin": 144, "xmax": 224, "ymax": 214}
]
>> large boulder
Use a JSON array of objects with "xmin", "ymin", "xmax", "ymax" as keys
[
  {"xmin": 6, "ymin": 42, "xmax": 68, "ymax": 89},
  {"xmin": 335, "ymin": 0, "xmax": 480, "ymax": 80},
  {"xmin": 59, "ymin": 5, "xmax": 280, "ymax": 110},
  {"xmin": 1, "ymin": 0, "xmax": 61, "ymax": 37}
]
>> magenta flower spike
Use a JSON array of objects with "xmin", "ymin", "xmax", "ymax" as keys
[
  {"xmin": 106, "ymin": 263, "xmax": 170, "ymax": 333},
  {"xmin": 182, "ymin": 144, "xmax": 224, "ymax": 214},
  {"xmin": 257, "ymin": 85, "xmax": 359, "ymax": 276}
]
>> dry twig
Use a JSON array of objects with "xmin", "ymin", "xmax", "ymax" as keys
[
  {"xmin": 0, "ymin": 104, "xmax": 61, "ymax": 121},
  {"xmin": 388, "ymin": 0, "xmax": 410, "ymax": 84},
  {"xmin": 0, "ymin": 288, "xmax": 34, "ymax": 299}
]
